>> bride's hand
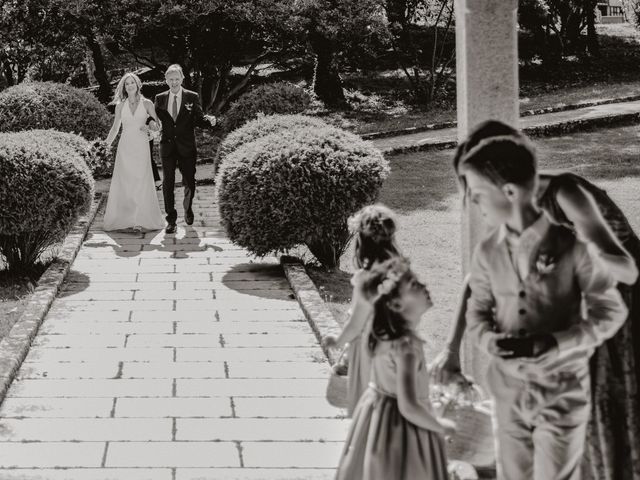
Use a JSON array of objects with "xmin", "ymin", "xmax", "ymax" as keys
[{"xmin": 140, "ymin": 125, "xmax": 150, "ymax": 134}]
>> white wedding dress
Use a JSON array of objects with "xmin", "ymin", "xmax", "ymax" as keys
[{"xmin": 103, "ymin": 100, "xmax": 165, "ymax": 231}]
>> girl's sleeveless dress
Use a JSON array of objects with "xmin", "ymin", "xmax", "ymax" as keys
[
  {"xmin": 538, "ymin": 172, "xmax": 640, "ymax": 480},
  {"xmin": 336, "ymin": 336, "xmax": 448, "ymax": 480}
]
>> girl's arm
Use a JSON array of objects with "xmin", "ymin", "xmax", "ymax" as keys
[
  {"xmin": 430, "ymin": 276, "xmax": 471, "ymax": 385},
  {"xmin": 323, "ymin": 270, "xmax": 372, "ymax": 349},
  {"xmin": 396, "ymin": 341, "xmax": 453, "ymax": 434},
  {"xmin": 333, "ymin": 297, "xmax": 372, "ymax": 348},
  {"xmin": 556, "ymin": 182, "xmax": 638, "ymax": 285},
  {"xmin": 105, "ymin": 103, "xmax": 123, "ymax": 146}
]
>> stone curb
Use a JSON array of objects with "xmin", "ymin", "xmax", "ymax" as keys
[
  {"xmin": 0, "ymin": 194, "xmax": 103, "ymax": 405},
  {"xmin": 380, "ymin": 110, "xmax": 640, "ymax": 155},
  {"xmin": 361, "ymin": 94, "xmax": 640, "ymax": 141},
  {"xmin": 280, "ymin": 257, "xmax": 343, "ymax": 366}
]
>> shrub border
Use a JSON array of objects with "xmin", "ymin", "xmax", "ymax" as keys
[
  {"xmin": 280, "ymin": 256, "xmax": 343, "ymax": 366},
  {"xmin": 362, "ymin": 94, "xmax": 640, "ymax": 140},
  {"xmin": 380, "ymin": 110, "xmax": 640, "ymax": 155},
  {"xmin": 0, "ymin": 194, "xmax": 103, "ymax": 404}
]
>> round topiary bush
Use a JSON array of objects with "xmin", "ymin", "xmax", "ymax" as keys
[
  {"xmin": 30, "ymin": 129, "xmax": 114, "ymax": 179},
  {"xmin": 217, "ymin": 122, "xmax": 389, "ymax": 267},
  {"xmin": 216, "ymin": 114, "xmax": 330, "ymax": 165},
  {"xmin": 0, "ymin": 130, "xmax": 94, "ymax": 271},
  {"xmin": 0, "ymin": 82, "xmax": 111, "ymax": 140},
  {"xmin": 222, "ymin": 82, "xmax": 313, "ymax": 133}
]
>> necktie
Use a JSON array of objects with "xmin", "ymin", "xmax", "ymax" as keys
[{"xmin": 171, "ymin": 94, "xmax": 178, "ymax": 121}]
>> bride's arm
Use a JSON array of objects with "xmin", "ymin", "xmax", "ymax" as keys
[
  {"xmin": 106, "ymin": 103, "xmax": 123, "ymax": 146},
  {"xmin": 143, "ymin": 100, "xmax": 161, "ymax": 130}
]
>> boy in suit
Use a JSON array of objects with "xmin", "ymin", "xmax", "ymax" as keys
[{"xmin": 461, "ymin": 136, "xmax": 627, "ymax": 480}]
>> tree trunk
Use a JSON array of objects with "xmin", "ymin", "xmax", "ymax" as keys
[
  {"xmin": 309, "ymin": 32, "xmax": 346, "ymax": 107},
  {"xmin": 2, "ymin": 60, "xmax": 15, "ymax": 86},
  {"xmin": 85, "ymin": 34, "xmax": 111, "ymax": 103},
  {"xmin": 386, "ymin": 0, "xmax": 407, "ymax": 25},
  {"xmin": 586, "ymin": 0, "xmax": 599, "ymax": 56}
]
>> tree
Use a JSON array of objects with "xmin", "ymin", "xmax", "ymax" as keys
[
  {"xmin": 518, "ymin": 0, "xmax": 600, "ymax": 62},
  {"xmin": 294, "ymin": 0, "xmax": 385, "ymax": 107},
  {"xmin": 0, "ymin": 0, "xmax": 112, "ymax": 98},
  {"xmin": 383, "ymin": 0, "xmax": 456, "ymax": 104},
  {"xmin": 102, "ymin": 0, "xmax": 300, "ymax": 113}
]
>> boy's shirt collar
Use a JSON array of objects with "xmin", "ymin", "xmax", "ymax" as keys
[{"xmin": 497, "ymin": 211, "xmax": 550, "ymax": 245}]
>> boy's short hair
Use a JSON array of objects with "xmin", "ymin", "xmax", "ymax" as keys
[
  {"xmin": 165, "ymin": 64, "xmax": 184, "ymax": 78},
  {"xmin": 461, "ymin": 136, "xmax": 537, "ymax": 187}
]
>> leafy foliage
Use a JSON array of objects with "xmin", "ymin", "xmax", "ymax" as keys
[
  {"xmin": 0, "ymin": 130, "xmax": 94, "ymax": 270},
  {"xmin": 217, "ymin": 113, "xmax": 328, "ymax": 163},
  {"xmin": 221, "ymin": 82, "xmax": 313, "ymax": 133},
  {"xmin": 217, "ymin": 121, "xmax": 389, "ymax": 267},
  {"xmin": 0, "ymin": 82, "xmax": 111, "ymax": 140}
]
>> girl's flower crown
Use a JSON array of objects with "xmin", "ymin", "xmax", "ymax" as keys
[{"xmin": 374, "ymin": 258, "xmax": 410, "ymax": 299}]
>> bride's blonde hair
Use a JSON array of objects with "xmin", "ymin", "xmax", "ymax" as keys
[{"xmin": 111, "ymin": 72, "xmax": 144, "ymax": 105}]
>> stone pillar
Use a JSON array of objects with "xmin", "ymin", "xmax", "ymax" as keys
[{"xmin": 455, "ymin": 0, "xmax": 519, "ymax": 381}]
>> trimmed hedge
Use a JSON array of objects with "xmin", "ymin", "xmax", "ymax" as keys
[
  {"xmin": 222, "ymin": 82, "xmax": 313, "ymax": 133},
  {"xmin": 0, "ymin": 130, "xmax": 94, "ymax": 270},
  {"xmin": 0, "ymin": 82, "xmax": 111, "ymax": 140},
  {"xmin": 217, "ymin": 122, "xmax": 389, "ymax": 267},
  {"xmin": 30, "ymin": 130, "xmax": 113, "ymax": 179},
  {"xmin": 216, "ymin": 114, "xmax": 329, "ymax": 164}
]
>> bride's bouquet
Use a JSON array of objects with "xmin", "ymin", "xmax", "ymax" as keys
[
  {"xmin": 148, "ymin": 128, "xmax": 161, "ymax": 143},
  {"xmin": 145, "ymin": 120, "xmax": 162, "ymax": 143}
]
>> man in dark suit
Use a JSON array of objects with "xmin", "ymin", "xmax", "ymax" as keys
[{"xmin": 154, "ymin": 64, "xmax": 216, "ymax": 233}]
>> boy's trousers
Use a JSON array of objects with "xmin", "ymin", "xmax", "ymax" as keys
[{"xmin": 486, "ymin": 361, "xmax": 591, "ymax": 480}]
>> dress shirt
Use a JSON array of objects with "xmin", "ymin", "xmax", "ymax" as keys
[{"xmin": 467, "ymin": 213, "xmax": 627, "ymax": 377}]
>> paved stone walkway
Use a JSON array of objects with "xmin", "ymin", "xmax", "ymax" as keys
[
  {"xmin": 372, "ymin": 98, "xmax": 640, "ymax": 152},
  {"xmin": 0, "ymin": 186, "xmax": 348, "ymax": 479}
]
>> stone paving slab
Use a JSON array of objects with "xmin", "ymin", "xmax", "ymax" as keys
[
  {"xmin": 176, "ymin": 469, "xmax": 334, "ymax": 480},
  {"xmin": 0, "ymin": 468, "xmax": 174, "ymax": 479},
  {"xmin": 105, "ymin": 442, "xmax": 241, "ymax": 468},
  {"xmin": 0, "ymin": 186, "xmax": 344, "ymax": 477}
]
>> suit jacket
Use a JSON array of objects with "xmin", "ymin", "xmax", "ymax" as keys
[{"xmin": 154, "ymin": 88, "xmax": 210, "ymax": 160}]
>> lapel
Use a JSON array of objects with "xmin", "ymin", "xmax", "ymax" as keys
[{"xmin": 175, "ymin": 90, "xmax": 189, "ymax": 123}]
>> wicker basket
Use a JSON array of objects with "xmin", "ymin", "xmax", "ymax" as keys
[
  {"xmin": 326, "ymin": 369, "xmax": 349, "ymax": 408},
  {"xmin": 433, "ymin": 382, "xmax": 495, "ymax": 470},
  {"xmin": 326, "ymin": 349, "xmax": 349, "ymax": 409},
  {"xmin": 443, "ymin": 400, "xmax": 495, "ymax": 469}
]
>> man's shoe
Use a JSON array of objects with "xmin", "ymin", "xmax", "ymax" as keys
[
  {"xmin": 185, "ymin": 210, "xmax": 194, "ymax": 226},
  {"xmin": 165, "ymin": 223, "xmax": 177, "ymax": 234}
]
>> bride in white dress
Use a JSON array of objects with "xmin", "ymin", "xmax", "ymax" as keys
[{"xmin": 104, "ymin": 72, "xmax": 165, "ymax": 232}]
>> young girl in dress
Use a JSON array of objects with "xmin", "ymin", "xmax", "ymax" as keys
[
  {"xmin": 336, "ymin": 256, "xmax": 454, "ymax": 480},
  {"xmin": 322, "ymin": 204, "xmax": 400, "ymax": 416}
]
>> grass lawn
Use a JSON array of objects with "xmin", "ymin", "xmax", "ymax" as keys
[
  {"xmin": 327, "ymin": 24, "xmax": 640, "ymax": 135},
  {"xmin": 0, "ymin": 270, "xmax": 40, "ymax": 342},
  {"xmin": 308, "ymin": 124, "xmax": 640, "ymax": 362}
]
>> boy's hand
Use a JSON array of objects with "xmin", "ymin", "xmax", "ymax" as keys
[
  {"xmin": 495, "ymin": 334, "xmax": 558, "ymax": 359},
  {"xmin": 495, "ymin": 337, "xmax": 534, "ymax": 358},
  {"xmin": 487, "ymin": 333, "xmax": 517, "ymax": 358},
  {"xmin": 531, "ymin": 333, "xmax": 558, "ymax": 357}
]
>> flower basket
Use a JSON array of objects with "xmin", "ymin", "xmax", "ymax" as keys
[{"xmin": 433, "ymin": 382, "xmax": 495, "ymax": 470}]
